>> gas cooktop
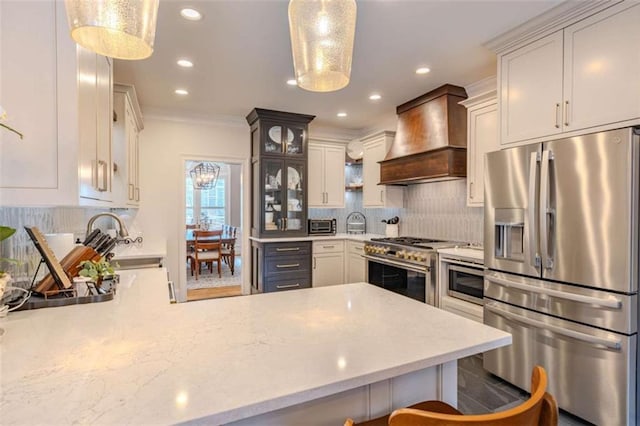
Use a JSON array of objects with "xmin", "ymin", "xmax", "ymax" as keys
[{"xmin": 369, "ymin": 236, "xmax": 456, "ymax": 249}]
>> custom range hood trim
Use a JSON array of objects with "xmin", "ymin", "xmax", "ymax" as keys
[{"xmin": 379, "ymin": 84, "xmax": 468, "ymax": 185}]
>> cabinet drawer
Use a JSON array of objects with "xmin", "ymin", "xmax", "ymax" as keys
[
  {"xmin": 264, "ymin": 241, "xmax": 311, "ymax": 257},
  {"xmin": 264, "ymin": 276, "xmax": 311, "ymax": 293},
  {"xmin": 265, "ymin": 255, "xmax": 310, "ymax": 276},
  {"xmin": 347, "ymin": 241, "xmax": 365, "ymax": 256},
  {"xmin": 313, "ymin": 240, "xmax": 344, "ymax": 254}
]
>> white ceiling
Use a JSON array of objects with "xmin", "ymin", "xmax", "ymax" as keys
[{"xmin": 114, "ymin": 0, "xmax": 562, "ymax": 134}]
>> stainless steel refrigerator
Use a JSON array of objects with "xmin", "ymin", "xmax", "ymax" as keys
[{"xmin": 483, "ymin": 127, "xmax": 639, "ymax": 425}]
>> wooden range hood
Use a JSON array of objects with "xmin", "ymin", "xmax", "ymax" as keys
[{"xmin": 379, "ymin": 84, "xmax": 468, "ymax": 185}]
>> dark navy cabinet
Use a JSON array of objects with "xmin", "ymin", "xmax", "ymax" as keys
[{"xmin": 251, "ymin": 240, "xmax": 312, "ymax": 293}]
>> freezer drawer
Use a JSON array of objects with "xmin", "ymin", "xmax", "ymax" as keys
[
  {"xmin": 484, "ymin": 300, "xmax": 636, "ymax": 426},
  {"xmin": 485, "ymin": 270, "xmax": 637, "ymax": 334}
]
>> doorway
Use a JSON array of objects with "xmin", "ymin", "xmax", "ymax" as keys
[{"xmin": 183, "ymin": 159, "xmax": 244, "ymax": 301}]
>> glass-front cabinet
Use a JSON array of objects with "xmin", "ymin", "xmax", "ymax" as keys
[
  {"xmin": 262, "ymin": 160, "xmax": 306, "ymax": 233},
  {"xmin": 262, "ymin": 122, "xmax": 306, "ymax": 157},
  {"xmin": 247, "ymin": 108, "xmax": 315, "ymax": 238}
]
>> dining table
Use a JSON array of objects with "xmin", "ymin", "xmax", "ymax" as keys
[{"xmin": 186, "ymin": 229, "xmax": 237, "ymax": 275}]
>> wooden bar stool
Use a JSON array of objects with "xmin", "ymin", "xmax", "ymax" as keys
[{"xmin": 345, "ymin": 365, "xmax": 558, "ymax": 426}]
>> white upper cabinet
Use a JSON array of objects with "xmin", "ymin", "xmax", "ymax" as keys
[
  {"xmin": 500, "ymin": 31, "xmax": 564, "ymax": 145},
  {"xmin": 113, "ymin": 84, "xmax": 144, "ymax": 207},
  {"xmin": 362, "ymin": 131, "xmax": 403, "ymax": 209},
  {"xmin": 563, "ymin": 3, "xmax": 640, "ymax": 132},
  {"xmin": 460, "ymin": 92, "xmax": 499, "ymax": 207},
  {"xmin": 308, "ymin": 141, "xmax": 345, "ymax": 208},
  {"xmin": 499, "ymin": 2, "xmax": 640, "ymax": 146},
  {"xmin": 0, "ymin": 1, "xmax": 113, "ymax": 206}
]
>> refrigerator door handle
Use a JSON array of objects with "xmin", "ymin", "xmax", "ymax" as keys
[
  {"xmin": 540, "ymin": 149, "xmax": 554, "ymax": 269},
  {"xmin": 528, "ymin": 152, "xmax": 541, "ymax": 268},
  {"xmin": 485, "ymin": 274, "xmax": 623, "ymax": 309},
  {"xmin": 484, "ymin": 302, "xmax": 622, "ymax": 350}
]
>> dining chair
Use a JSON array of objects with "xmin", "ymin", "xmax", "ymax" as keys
[
  {"xmin": 186, "ymin": 224, "xmax": 200, "ymax": 275},
  {"xmin": 344, "ymin": 365, "xmax": 557, "ymax": 426},
  {"xmin": 221, "ymin": 226, "xmax": 237, "ymax": 275},
  {"xmin": 193, "ymin": 230, "xmax": 223, "ymax": 279}
]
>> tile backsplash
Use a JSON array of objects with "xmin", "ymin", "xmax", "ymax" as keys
[
  {"xmin": 310, "ymin": 179, "xmax": 483, "ymax": 243},
  {"xmin": 0, "ymin": 207, "xmax": 130, "ymax": 283}
]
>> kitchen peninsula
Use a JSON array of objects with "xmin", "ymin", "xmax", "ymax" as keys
[{"xmin": 1, "ymin": 268, "xmax": 510, "ymax": 425}]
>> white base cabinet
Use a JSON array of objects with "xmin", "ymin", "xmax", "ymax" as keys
[
  {"xmin": 312, "ymin": 240, "xmax": 345, "ymax": 287},
  {"xmin": 361, "ymin": 131, "xmax": 403, "ymax": 209},
  {"xmin": 308, "ymin": 141, "xmax": 345, "ymax": 208},
  {"xmin": 346, "ymin": 241, "xmax": 366, "ymax": 283},
  {"xmin": 499, "ymin": 2, "xmax": 640, "ymax": 146},
  {"xmin": 113, "ymin": 84, "xmax": 144, "ymax": 207},
  {"xmin": 0, "ymin": 1, "xmax": 113, "ymax": 206}
]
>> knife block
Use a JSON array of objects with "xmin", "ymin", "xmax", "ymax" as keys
[{"xmin": 35, "ymin": 246, "xmax": 100, "ymax": 294}]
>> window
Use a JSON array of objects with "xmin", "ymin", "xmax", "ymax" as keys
[{"xmin": 186, "ymin": 162, "xmax": 230, "ymax": 228}]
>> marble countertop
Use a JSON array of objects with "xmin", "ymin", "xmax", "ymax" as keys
[
  {"xmin": 1, "ymin": 268, "xmax": 510, "ymax": 425},
  {"xmin": 437, "ymin": 246, "xmax": 485, "ymax": 264},
  {"xmin": 249, "ymin": 233, "xmax": 383, "ymax": 243}
]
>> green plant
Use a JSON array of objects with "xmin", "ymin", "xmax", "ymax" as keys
[
  {"xmin": 0, "ymin": 226, "xmax": 18, "ymax": 276},
  {"xmin": 78, "ymin": 258, "xmax": 115, "ymax": 281}
]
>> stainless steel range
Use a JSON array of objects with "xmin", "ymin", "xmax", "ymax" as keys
[{"xmin": 363, "ymin": 237, "xmax": 457, "ymax": 305}]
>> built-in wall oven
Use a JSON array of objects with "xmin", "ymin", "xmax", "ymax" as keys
[
  {"xmin": 438, "ymin": 247, "xmax": 485, "ymax": 323},
  {"xmin": 364, "ymin": 237, "xmax": 457, "ymax": 305}
]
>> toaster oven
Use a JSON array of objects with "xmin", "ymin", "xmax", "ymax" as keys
[{"xmin": 308, "ymin": 218, "xmax": 336, "ymax": 235}]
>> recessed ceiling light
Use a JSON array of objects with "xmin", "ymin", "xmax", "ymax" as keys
[
  {"xmin": 177, "ymin": 59, "xmax": 193, "ymax": 68},
  {"xmin": 369, "ymin": 93, "xmax": 382, "ymax": 100},
  {"xmin": 180, "ymin": 8, "xmax": 202, "ymax": 21},
  {"xmin": 415, "ymin": 67, "xmax": 431, "ymax": 75},
  {"xmin": 286, "ymin": 79, "xmax": 298, "ymax": 86},
  {"xmin": 175, "ymin": 89, "xmax": 189, "ymax": 95},
  {"xmin": 337, "ymin": 112, "xmax": 347, "ymax": 118}
]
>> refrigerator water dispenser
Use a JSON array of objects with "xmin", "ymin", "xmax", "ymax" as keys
[{"xmin": 494, "ymin": 209, "xmax": 524, "ymax": 262}]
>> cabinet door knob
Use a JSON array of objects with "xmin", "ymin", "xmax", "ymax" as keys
[
  {"xmin": 564, "ymin": 100, "xmax": 570, "ymax": 127},
  {"xmin": 469, "ymin": 181, "xmax": 474, "ymax": 199},
  {"xmin": 555, "ymin": 103, "xmax": 561, "ymax": 129}
]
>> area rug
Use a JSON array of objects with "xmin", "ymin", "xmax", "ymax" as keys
[{"xmin": 186, "ymin": 258, "xmax": 242, "ymax": 289}]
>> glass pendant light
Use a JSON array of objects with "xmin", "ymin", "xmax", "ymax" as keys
[
  {"xmin": 64, "ymin": 0, "xmax": 160, "ymax": 60},
  {"xmin": 190, "ymin": 163, "xmax": 221, "ymax": 190},
  {"xmin": 288, "ymin": 0, "xmax": 357, "ymax": 92}
]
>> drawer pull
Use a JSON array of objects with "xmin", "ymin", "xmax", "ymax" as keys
[
  {"xmin": 322, "ymin": 245, "xmax": 335, "ymax": 249},
  {"xmin": 277, "ymin": 283, "xmax": 301, "ymax": 289},
  {"xmin": 276, "ymin": 263, "xmax": 300, "ymax": 268},
  {"xmin": 276, "ymin": 247, "xmax": 300, "ymax": 252}
]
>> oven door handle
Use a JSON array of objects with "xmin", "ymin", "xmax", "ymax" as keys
[
  {"xmin": 441, "ymin": 257, "xmax": 484, "ymax": 269},
  {"xmin": 362, "ymin": 255, "xmax": 429, "ymax": 274},
  {"xmin": 485, "ymin": 274, "xmax": 622, "ymax": 309},
  {"xmin": 448, "ymin": 264, "xmax": 485, "ymax": 276},
  {"xmin": 485, "ymin": 302, "xmax": 622, "ymax": 350}
]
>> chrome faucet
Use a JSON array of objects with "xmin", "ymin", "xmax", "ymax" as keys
[{"xmin": 85, "ymin": 213, "xmax": 130, "ymax": 240}]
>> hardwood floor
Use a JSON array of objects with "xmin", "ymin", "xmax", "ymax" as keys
[{"xmin": 187, "ymin": 285, "xmax": 242, "ymax": 301}]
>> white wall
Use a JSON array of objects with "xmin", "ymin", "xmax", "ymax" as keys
[{"xmin": 135, "ymin": 116, "xmax": 249, "ymax": 300}]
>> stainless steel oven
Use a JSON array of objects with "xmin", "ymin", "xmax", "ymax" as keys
[
  {"xmin": 363, "ymin": 237, "xmax": 457, "ymax": 305},
  {"xmin": 366, "ymin": 257, "xmax": 427, "ymax": 303},
  {"xmin": 444, "ymin": 258, "xmax": 484, "ymax": 305}
]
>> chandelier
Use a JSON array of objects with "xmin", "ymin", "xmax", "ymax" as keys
[
  {"xmin": 288, "ymin": 0, "xmax": 357, "ymax": 92},
  {"xmin": 190, "ymin": 163, "xmax": 221, "ymax": 190},
  {"xmin": 64, "ymin": 0, "xmax": 160, "ymax": 60}
]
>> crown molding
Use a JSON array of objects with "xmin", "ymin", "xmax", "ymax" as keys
[
  {"xmin": 142, "ymin": 107, "xmax": 247, "ymax": 128},
  {"xmin": 463, "ymin": 76, "xmax": 496, "ymax": 99},
  {"xmin": 484, "ymin": 0, "xmax": 620, "ymax": 54}
]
